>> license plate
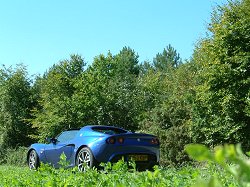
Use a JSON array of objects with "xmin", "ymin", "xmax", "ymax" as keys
[{"xmin": 128, "ymin": 155, "xmax": 148, "ymax": 161}]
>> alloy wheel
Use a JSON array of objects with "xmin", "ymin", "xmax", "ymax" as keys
[
  {"xmin": 77, "ymin": 149, "xmax": 91, "ymax": 171},
  {"xmin": 28, "ymin": 150, "xmax": 38, "ymax": 169}
]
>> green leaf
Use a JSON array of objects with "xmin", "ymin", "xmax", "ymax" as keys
[
  {"xmin": 207, "ymin": 176, "xmax": 223, "ymax": 187},
  {"xmin": 246, "ymin": 151, "xmax": 250, "ymax": 157},
  {"xmin": 214, "ymin": 146, "xmax": 225, "ymax": 164},
  {"xmin": 185, "ymin": 144, "xmax": 213, "ymax": 161}
]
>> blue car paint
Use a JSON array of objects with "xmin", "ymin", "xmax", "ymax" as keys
[{"xmin": 28, "ymin": 125, "xmax": 160, "ymax": 169}]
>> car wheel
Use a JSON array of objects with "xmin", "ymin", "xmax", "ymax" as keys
[
  {"xmin": 76, "ymin": 147, "xmax": 95, "ymax": 172},
  {"xmin": 28, "ymin": 150, "xmax": 39, "ymax": 170}
]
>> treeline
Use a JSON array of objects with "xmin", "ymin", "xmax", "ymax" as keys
[{"xmin": 0, "ymin": 0, "xmax": 249, "ymax": 165}]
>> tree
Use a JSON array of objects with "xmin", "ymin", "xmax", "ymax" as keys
[
  {"xmin": 138, "ymin": 62, "xmax": 197, "ymax": 164},
  {"xmin": 153, "ymin": 44, "xmax": 182, "ymax": 72},
  {"xmin": 191, "ymin": 0, "xmax": 250, "ymax": 149},
  {"xmin": 31, "ymin": 54, "xmax": 86, "ymax": 140},
  {"xmin": 0, "ymin": 65, "xmax": 34, "ymax": 148},
  {"xmin": 73, "ymin": 47, "xmax": 140, "ymax": 131}
]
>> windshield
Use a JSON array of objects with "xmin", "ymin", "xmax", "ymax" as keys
[{"xmin": 56, "ymin": 130, "xmax": 79, "ymax": 142}]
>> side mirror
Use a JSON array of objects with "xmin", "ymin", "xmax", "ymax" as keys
[
  {"xmin": 45, "ymin": 137, "xmax": 57, "ymax": 144},
  {"xmin": 51, "ymin": 138, "xmax": 57, "ymax": 144}
]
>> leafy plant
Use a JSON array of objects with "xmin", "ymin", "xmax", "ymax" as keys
[
  {"xmin": 186, "ymin": 144, "xmax": 250, "ymax": 187},
  {"xmin": 0, "ymin": 159, "xmax": 214, "ymax": 186}
]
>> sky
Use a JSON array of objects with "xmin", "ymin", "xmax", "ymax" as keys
[{"xmin": 0, "ymin": 0, "xmax": 227, "ymax": 76}]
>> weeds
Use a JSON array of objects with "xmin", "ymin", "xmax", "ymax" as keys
[
  {"xmin": 0, "ymin": 160, "xmax": 204, "ymax": 187},
  {"xmin": 0, "ymin": 145, "xmax": 246, "ymax": 186}
]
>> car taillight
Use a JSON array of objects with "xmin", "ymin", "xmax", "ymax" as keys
[
  {"xmin": 117, "ymin": 137, "xmax": 124, "ymax": 144},
  {"xmin": 106, "ymin": 137, "xmax": 124, "ymax": 144},
  {"xmin": 106, "ymin": 137, "xmax": 116, "ymax": 144},
  {"xmin": 150, "ymin": 138, "xmax": 159, "ymax": 145}
]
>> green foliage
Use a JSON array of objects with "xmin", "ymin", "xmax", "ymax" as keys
[
  {"xmin": 0, "ymin": 65, "xmax": 34, "ymax": 148},
  {"xmin": 186, "ymin": 144, "xmax": 250, "ymax": 187},
  {"xmin": 0, "ymin": 146, "xmax": 27, "ymax": 166},
  {"xmin": 31, "ymin": 54, "xmax": 86, "ymax": 140},
  {"xmin": 192, "ymin": 0, "xmax": 250, "ymax": 148},
  {"xmin": 0, "ymin": 150, "xmax": 239, "ymax": 187},
  {"xmin": 139, "ymin": 62, "xmax": 196, "ymax": 165},
  {"xmin": 58, "ymin": 152, "xmax": 70, "ymax": 169},
  {"xmin": 153, "ymin": 44, "xmax": 182, "ymax": 71},
  {"xmin": 72, "ymin": 47, "xmax": 140, "ymax": 131},
  {"xmin": 0, "ymin": 161, "xmax": 228, "ymax": 187}
]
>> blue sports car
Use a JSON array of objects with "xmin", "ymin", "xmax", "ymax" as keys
[{"xmin": 27, "ymin": 125, "xmax": 160, "ymax": 171}]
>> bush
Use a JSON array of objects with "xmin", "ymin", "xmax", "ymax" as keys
[
  {"xmin": 0, "ymin": 145, "xmax": 6, "ymax": 164},
  {"xmin": 160, "ymin": 125, "xmax": 191, "ymax": 165},
  {"xmin": 0, "ymin": 146, "xmax": 27, "ymax": 166},
  {"xmin": 140, "ymin": 116, "xmax": 192, "ymax": 165}
]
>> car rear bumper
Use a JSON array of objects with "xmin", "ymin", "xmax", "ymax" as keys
[{"xmin": 93, "ymin": 144, "xmax": 160, "ymax": 166}]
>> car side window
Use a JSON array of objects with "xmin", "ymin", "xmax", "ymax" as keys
[{"xmin": 57, "ymin": 130, "xmax": 79, "ymax": 143}]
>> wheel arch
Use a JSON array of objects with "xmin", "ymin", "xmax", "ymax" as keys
[{"xmin": 75, "ymin": 145, "xmax": 97, "ymax": 164}]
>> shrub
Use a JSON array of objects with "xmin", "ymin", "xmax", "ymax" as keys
[
  {"xmin": 160, "ymin": 125, "xmax": 191, "ymax": 165},
  {"xmin": 140, "ymin": 118, "xmax": 191, "ymax": 165},
  {"xmin": 0, "ymin": 146, "xmax": 27, "ymax": 166}
]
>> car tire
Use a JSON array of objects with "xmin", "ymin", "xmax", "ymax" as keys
[
  {"xmin": 28, "ymin": 150, "xmax": 39, "ymax": 170},
  {"xmin": 76, "ymin": 147, "xmax": 96, "ymax": 172}
]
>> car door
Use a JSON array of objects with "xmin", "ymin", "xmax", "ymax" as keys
[{"xmin": 44, "ymin": 130, "xmax": 79, "ymax": 168}]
